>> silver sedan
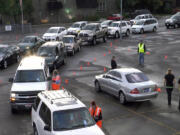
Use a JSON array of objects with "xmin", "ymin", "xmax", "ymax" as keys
[{"xmin": 94, "ymin": 68, "xmax": 159, "ymax": 104}]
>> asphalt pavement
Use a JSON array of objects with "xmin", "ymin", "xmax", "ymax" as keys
[{"xmin": 0, "ymin": 26, "xmax": 180, "ymax": 135}]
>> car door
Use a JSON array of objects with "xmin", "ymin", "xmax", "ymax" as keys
[
  {"xmin": 121, "ymin": 22, "xmax": 127, "ymax": 34},
  {"xmin": 108, "ymin": 71, "xmax": 123, "ymax": 96},
  {"xmin": 6, "ymin": 47, "xmax": 13, "ymax": 64},
  {"xmin": 143, "ymin": 20, "xmax": 149, "ymax": 31},
  {"xmin": 99, "ymin": 74, "xmax": 113, "ymax": 92},
  {"xmin": 37, "ymin": 102, "xmax": 52, "ymax": 135}
]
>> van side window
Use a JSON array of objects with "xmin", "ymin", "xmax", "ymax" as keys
[
  {"xmin": 33, "ymin": 97, "xmax": 41, "ymax": 111},
  {"xmin": 39, "ymin": 102, "xmax": 51, "ymax": 127}
]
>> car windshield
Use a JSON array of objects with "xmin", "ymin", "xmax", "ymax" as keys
[
  {"xmin": 83, "ymin": 25, "xmax": 96, "ymax": 30},
  {"xmin": 0, "ymin": 47, "xmax": 7, "ymax": 53},
  {"xmin": 110, "ymin": 23, "xmax": 119, "ymax": 27},
  {"xmin": 101, "ymin": 21, "xmax": 110, "ymax": 25},
  {"xmin": 53, "ymin": 108, "xmax": 95, "ymax": 131},
  {"xmin": 47, "ymin": 28, "xmax": 58, "ymax": 33},
  {"xmin": 63, "ymin": 37, "xmax": 74, "ymax": 43},
  {"xmin": 126, "ymin": 72, "xmax": 149, "ymax": 83},
  {"xmin": 170, "ymin": 15, "xmax": 179, "ymax": 19},
  {"xmin": 21, "ymin": 37, "xmax": 34, "ymax": 43},
  {"xmin": 71, "ymin": 23, "xmax": 80, "ymax": 28},
  {"xmin": 14, "ymin": 70, "xmax": 45, "ymax": 82},
  {"xmin": 135, "ymin": 21, "xmax": 144, "ymax": 25},
  {"xmin": 37, "ymin": 46, "xmax": 55, "ymax": 57}
]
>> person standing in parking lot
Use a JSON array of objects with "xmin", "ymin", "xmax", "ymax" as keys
[
  {"xmin": 137, "ymin": 40, "xmax": 146, "ymax": 66},
  {"xmin": 164, "ymin": 68, "xmax": 175, "ymax": 106},
  {"xmin": 178, "ymin": 77, "xmax": 180, "ymax": 110},
  {"xmin": 111, "ymin": 56, "xmax": 117, "ymax": 69},
  {"xmin": 89, "ymin": 101, "xmax": 102, "ymax": 128},
  {"xmin": 52, "ymin": 70, "xmax": 61, "ymax": 90}
]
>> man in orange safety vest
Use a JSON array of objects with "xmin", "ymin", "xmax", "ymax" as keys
[
  {"xmin": 51, "ymin": 70, "xmax": 61, "ymax": 90},
  {"xmin": 89, "ymin": 101, "xmax": 102, "ymax": 128}
]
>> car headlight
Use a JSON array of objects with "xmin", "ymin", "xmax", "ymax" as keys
[
  {"xmin": 26, "ymin": 46, "xmax": 30, "ymax": 49},
  {"xmin": 11, "ymin": 93, "xmax": 16, "ymax": 98}
]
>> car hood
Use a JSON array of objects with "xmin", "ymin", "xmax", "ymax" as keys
[
  {"xmin": 68, "ymin": 28, "xmax": 80, "ymax": 32},
  {"xmin": 64, "ymin": 43, "xmax": 74, "ymax": 47},
  {"xmin": 132, "ymin": 25, "xmax": 143, "ymax": 29},
  {"xmin": 108, "ymin": 27, "xmax": 119, "ymax": 31},
  {"xmin": 165, "ymin": 18, "xmax": 173, "ymax": 22},
  {"xmin": 18, "ymin": 43, "xmax": 34, "ymax": 47},
  {"xmin": 54, "ymin": 125, "xmax": 105, "ymax": 135},
  {"xmin": 43, "ymin": 33, "xmax": 57, "ymax": 37},
  {"xmin": 11, "ymin": 82, "xmax": 48, "ymax": 92},
  {"xmin": 80, "ymin": 30, "xmax": 94, "ymax": 35}
]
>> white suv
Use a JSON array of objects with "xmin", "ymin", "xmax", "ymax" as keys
[
  {"xmin": 42, "ymin": 27, "xmax": 67, "ymax": 41},
  {"xmin": 132, "ymin": 18, "xmax": 158, "ymax": 34},
  {"xmin": 9, "ymin": 56, "xmax": 51, "ymax": 113},
  {"xmin": 130, "ymin": 14, "xmax": 153, "ymax": 25},
  {"xmin": 32, "ymin": 90, "xmax": 105, "ymax": 135},
  {"xmin": 107, "ymin": 21, "xmax": 132, "ymax": 38}
]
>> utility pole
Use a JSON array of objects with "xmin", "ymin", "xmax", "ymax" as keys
[
  {"xmin": 120, "ymin": 0, "xmax": 122, "ymax": 40},
  {"xmin": 20, "ymin": 0, "xmax": 24, "ymax": 33}
]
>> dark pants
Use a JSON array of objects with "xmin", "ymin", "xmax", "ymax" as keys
[
  {"xmin": 179, "ymin": 94, "xmax": 180, "ymax": 110},
  {"xmin": 139, "ymin": 53, "xmax": 144, "ymax": 65},
  {"xmin": 166, "ymin": 88, "xmax": 173, "ymax": 105}
]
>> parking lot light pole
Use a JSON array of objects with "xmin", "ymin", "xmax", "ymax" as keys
[{"xmin": 120, "ymin": 0, "xmax": 122, "ymax": 40}]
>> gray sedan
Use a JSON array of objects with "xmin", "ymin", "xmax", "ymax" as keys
[{"xmin": 94, "ymin": 68, "xmax": 159, "ymax": 104}]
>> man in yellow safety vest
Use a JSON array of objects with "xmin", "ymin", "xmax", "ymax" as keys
[{"xmin": 138, "ymin": 40, "xmax": 146, "ymax": 66}]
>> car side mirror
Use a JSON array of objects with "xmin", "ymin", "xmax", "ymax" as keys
[
  {"xmin": 9, "ymin": 78, "xmax": 14, "ymax": 83},
  {"xmin": 44, "ymin": 125, "xmax": 51, "ymax": 131}
]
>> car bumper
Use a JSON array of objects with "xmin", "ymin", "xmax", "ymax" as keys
[
  {"xmin": 126, "ymin": 92, "xmax": 158, "ymax": 102},
  {"xmin": 80, "ymin": 37, "xmax": 93, "ymax": 42},
  {"xmin": 11, "ymin": 102, "xmax": 34, "ymax": 110},
  {"xmin": 165, "ymin": 23, "xmax": 174, "ymax": 27},
  {"xmin": 43, "ymin": 37, "xmax": 56, "ymax": 41},
  {"xmin": 107, "ymin": 31, "xmax": 115, "ymax": 36},
  {"xmin": 132, "ymin": 28, "xmax": 141, "ymax": 33}
]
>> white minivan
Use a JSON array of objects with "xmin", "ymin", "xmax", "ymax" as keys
[
  {"xmin": 9, "ymin": 56, "xmax": 51, "ymax": 113},
  {"xmin": 132, "ymin": 18, "xmax": 158, "ymax": 34}
]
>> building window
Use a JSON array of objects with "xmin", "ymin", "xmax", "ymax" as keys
[{"xmin": 97, "ymin": 0, "xmax": 106, "ymax": 12}]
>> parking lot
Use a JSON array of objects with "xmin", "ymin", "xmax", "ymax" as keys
[{"xmin": 0, "ymin": 24, "xmax": 180, "ymax": 135}]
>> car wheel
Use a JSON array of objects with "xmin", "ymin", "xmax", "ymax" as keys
[
  {"xmin": 71, "ymin": 49, "xmax": 75, "ymax": 56},
  {"xmin": 140, "ymin": 28, "xmax": 144, "ymax": 34},
  {"xmin": 126, "ymin": 30, "xmax": 130, "ymax": 36},
  {"xmin": 33, "ymin": 126, "xmax": 38, "ymax": 135},
  {"xmin": 115, "ymin": 32, "xmax": 119, "ymax": 38},
  {"xmin": 78, "ymin": 46, "xmax": 81, "ymax": 52},
  {"xmin": 119, "ymin": 92, "xmax": 126, "ymax": 105},
  {"xmin": 95, "ymin": 81, "xmax": 101, "ymax": 92},
  {"xmin": 56, "ymin": 37, "xmax": 59, "ymax": 41},
  {"xmin": 3, "ymin": 60, "xmax": 7, "ymax": 69},
  {"xmin": 16, "ymin": 55, "xmax": 20, "ymax": 63},
  {"xmin": 92, "ymin": 37, "xmax": 97, "ymax": 45},
  {"xmin": 11, "ymin": 108, "xmax": 17, "ymax": 114},
  {"xmin": 153, "ymin": 27, "xmax": 157, "ymax": 32},
  {"xmin": 175, "ymin": 24, "xmax": 178, "ymax": 29},
  {"xmin": 103, "ymin": 35, "xmax": 106, "ymax": 43}
]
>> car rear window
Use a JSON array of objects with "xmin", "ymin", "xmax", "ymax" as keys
[{"xmin": 126, "ymin": 73, "xmax": 149, "ymax": 83}]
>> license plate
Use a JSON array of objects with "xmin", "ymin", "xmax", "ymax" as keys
[
  {"xmin": 144, "ymin": 88, "xmax": 150, "ymax": 93},
  {"xmin": 25, "ymin": 104, "xmax": 31, "ymax": 108}
]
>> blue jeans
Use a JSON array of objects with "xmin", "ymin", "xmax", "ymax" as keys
[{"xmin": 139, "ymin": 53, "xmax": 144, "ymax": 65}]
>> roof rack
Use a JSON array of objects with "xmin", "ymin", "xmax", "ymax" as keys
[{"xmin": 41, "ymin": 90, "xmax": 77, "ymax": 104}]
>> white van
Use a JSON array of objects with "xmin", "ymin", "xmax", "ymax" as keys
[
  {"xmin": 9, "ymin": 56, "xmax": 51, "ymax": 113},
  {"xmin": 32, "ymin": 90, "xmax": 105, "ymax": 135},
  {"xmin": 132, "ymin": 18, "xmax": 158, "ymax": 34}
]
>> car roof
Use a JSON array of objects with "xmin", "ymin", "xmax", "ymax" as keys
[
  {"xmin": 38, "ymin": 90, "xmax": 86, "ymax": 112},
  {"xmin": 112, "ymin": 68, "xmax": 142, "ymax": 74},
  {"xmin": 74, "ymin": 21, "xmax": 87, "ymax": 24},
  {"xmin": 113, "ymin": 21, "xmax": 127, "ymax": 23},
  {"xmin": 41, "ymin": 41, "xmax": 63, "ymax": 47},
  {"xmin": 49, "ymin": 27, "xmax": 65, "ymax": 29},
  {"xmin": 24, "ymin": 36, "xmax": 37, "ymax": 38},
  {"xmin": 87, "ymin": 23, "xmax": 99, "ymax": 25},
  {"xmin": 0, "ymin": 44, "xmax": 10, "ymax": 48},
  {"xmin": 18, "ymin": 56, "xmax": 45, "ymax": 70},
  {"xmin": 63, "ymin": 35, "xmax": 75, "ymax": 38}
]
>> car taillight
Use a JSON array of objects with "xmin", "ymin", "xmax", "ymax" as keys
[
  {"xmin": 130, "ymin": 88, "xmax": 139, "ymax": 94},
  {"xmin": 155, "ymin": 85, "xmax": 161, "ymax": 92}
]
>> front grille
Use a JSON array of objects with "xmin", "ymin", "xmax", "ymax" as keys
[{"xmin": 79, "ymin": 33, "xmax": 89, "ymax": 37}]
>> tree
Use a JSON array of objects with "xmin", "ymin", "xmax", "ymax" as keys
[{"xmin": 0, "ymin": 0, "xmax": 33, "ymax": 23}]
